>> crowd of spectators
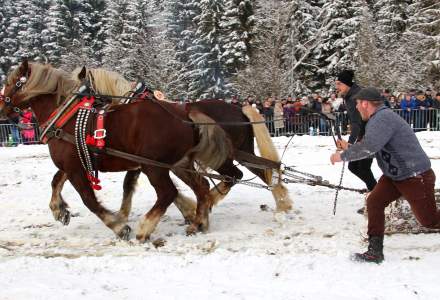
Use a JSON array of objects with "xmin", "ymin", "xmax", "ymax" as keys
[
  {"xmin": 2, "ymin": 89, "xmax": 440, "ymax": 146},
  {"xmin": 213, "ymin": 89, "xmax": 440, "ymax": 136}
]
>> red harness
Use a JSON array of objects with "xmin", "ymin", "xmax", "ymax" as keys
[{"xmin": 41, "ymin": 96, "xmax": 107, "ymax": 190}]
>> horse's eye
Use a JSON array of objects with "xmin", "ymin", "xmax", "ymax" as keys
[{"xmin": 19, "ymin": 76, "xmax": 27, "ymax": 83}]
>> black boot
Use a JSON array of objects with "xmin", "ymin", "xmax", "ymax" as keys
[{"xmin": 352, "ymin": 235, "xmax": 384, "ymax": 264}]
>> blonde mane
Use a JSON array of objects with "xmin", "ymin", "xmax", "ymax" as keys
[
  {"xmin": 7, "ymin": 63, "xmax": 79, "ymax": 105},
  {"xmin": 71, "ymin": 67, "xmax": 132, "ymax": 98}
]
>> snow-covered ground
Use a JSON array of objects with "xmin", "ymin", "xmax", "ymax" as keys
[{"xmin": 1, "ymin": 133, "xmax": 439, "ymax": 300}]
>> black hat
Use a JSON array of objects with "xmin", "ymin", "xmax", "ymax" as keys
[
  {"xmin": 353, "ymin": 87, "xmax": 383, "ymax": 101},
  {"xmin": 337, "ymin": 70, "xmax": 354, "ymax": 87}
]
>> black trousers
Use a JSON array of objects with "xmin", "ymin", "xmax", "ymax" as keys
[{"xmin": 348, "ymin": 158, "xmax": 377, "ymax": 191}]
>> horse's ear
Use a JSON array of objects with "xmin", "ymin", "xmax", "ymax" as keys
[
  {"xmin": 78, "ymin": 66, "xmax": 87, "ymax": 80},
  {"xmin": 19, "ymin": 58, "xmax": 29, "ymax": 76}
]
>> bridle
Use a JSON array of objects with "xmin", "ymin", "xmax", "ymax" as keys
[{"xmin": 0, "ymin": 73, "xmax": 31, "ymax": 117}]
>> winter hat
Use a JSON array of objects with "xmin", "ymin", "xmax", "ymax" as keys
[
  {"xmin": 353, "ymin": 87, "xmax": 383, "ymax": 101},
  {"xmin": 337, "ymin": 70, "xmax": 354, "ymax": 87}
]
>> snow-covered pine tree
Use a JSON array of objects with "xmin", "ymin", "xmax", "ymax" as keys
[
  {"xmin": 139, "ymin": 0, "xmax": 177, "ymax": 94},
  {"xmin": 15, "ymin": 0, "xmax": 51, "ymax": 63},
  {"xmin": 102, "ymin": 0, "xmax": 145, "ymax": 80},
  {"xmin": 233, "ymin": 0, "xmax": 292, "ymax": 98},
  {"xmin": 166, "ymin": 0, "xmax": 201, "ymax": 99},
  {"xmin": 406, "ymin": 0, "xmax": 440, "ymax": 89},
  {"xmin": 187, "ymin": 0, "xmax": 228, "ymax": 99},
  {"xmin": 220, "ymin": 0, "xmax": 256, "ymax": 75},
  {"xmin": 355, "ymin": 4, "xmax": 384, "ymax": 87},
  {"xmin": 281, "ymin": 0, "xmax": 323, "ymax": 95},
  {"xmin": 44, "ymin": 0, "xmax": 85, "ymax": 68},
  {"xmin": 0, "ymin": 0, "xmax": 16, "ymax": 81},
  {"xmin": 78, "ymin": 0, "xmax": 107, "ymax": 66},
  {"xmin": 372, "ymin": 0, "xmax": 411, "ymax": 45},
  {"xmin": 315, "ymin": 0, "xmax": 363, "ymax": 88}
]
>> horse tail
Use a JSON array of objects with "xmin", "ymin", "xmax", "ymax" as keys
[
  {"xmin": 242, "ymin": 105, "xmax": 280, "ymax": 181},
  {"xmin": 186, "ymin": 110, "xmax": 232, "ymax": 170},
  {"xmin": 242, "ymin": 105, "xmax": 292, "ymax": 212}
]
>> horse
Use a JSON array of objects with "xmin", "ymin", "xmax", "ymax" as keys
[
  {"xmin": 0, "ymin": 60, "xmax": 232, "ymax": 241},
  {"xmin": 66, "ymin": 66, "xmax": 293, "ymax": 216}
]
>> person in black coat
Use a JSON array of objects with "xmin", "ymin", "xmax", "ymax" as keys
[{"xmin": 335, "ymin": 70, "xmax": 377, "ymax": 213}]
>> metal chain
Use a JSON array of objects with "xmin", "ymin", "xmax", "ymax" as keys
[
  {"xmin": 333, "ymin": 161, "xmax": 345, "ymax": 215},
  {"xmin": 283, "ymin": 166, "xmax": 323, "ymax": 182},
  {"xmin": 75, "ymin": 109, "xmax": 88, "ymax": 173}
]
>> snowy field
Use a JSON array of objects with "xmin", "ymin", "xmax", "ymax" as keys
[{"xmin": 1, "ymin": 133, "xmax": 440, "ymax": 300}]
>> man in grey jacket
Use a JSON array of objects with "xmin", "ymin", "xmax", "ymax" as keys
[
  {"xmin": 330, "ymin": 87, "xmax": 440, "ymax": 263},
  {"xmin": 335, "ymin": 70, "xmax": 377, "ymax": 214}
]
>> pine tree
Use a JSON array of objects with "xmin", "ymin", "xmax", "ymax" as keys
[
  {"xmin": 406, "ymin": 0, "xmax": 440, "ymax": 88},
  {"xmin": 78, "ymin": 0, "xmax": 107, "ymax": 66},
  {"xmin": 187, "ymin": 0, "xmax": 228, "ymax": 99},
  {"xmin": 102, "ymin": 0, "xmax": 145, "ymax": 80},
  {"xmin": 166, "ymin": 0, "xmax": 200, "ymax": 99},
  {"xmin": 315, "ymin": 0, "xmax": 363, "ymax": 87},
  {"xmin": 220, "ymin": 0, "xmax": 256, "ymax": 74},
  {"xmin": 0, "ymin": 0, "xmax": 14, "ymax": 80},
  {"xmin": 372, "ymin": 0, "xmax": 411, "ymax": 45},
  {"xmin": 281, "ymin": 0, "xmax": 323, "ymax": 94}
]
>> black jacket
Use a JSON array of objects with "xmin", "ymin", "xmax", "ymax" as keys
[{"xmin": 343, "ymin": 83, "xmax": 365, "ymax": 144}]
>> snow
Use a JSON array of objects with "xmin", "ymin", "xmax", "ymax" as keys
[{"xmin": 1, "ymin": 133, "xmax": 440, "ymax": 299}]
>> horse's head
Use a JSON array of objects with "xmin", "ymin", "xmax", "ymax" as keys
[{"xmin": 0, "ymin": 59, "xmax": 31, "ymax": 117}]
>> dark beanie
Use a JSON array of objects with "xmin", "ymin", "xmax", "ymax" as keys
[
  {"xmin": 337, "ymin": 70, "xmax": 354, "ymax": 87},
  {"xmin": 353, "ymin": 87, "xmax": 383, "ymax": 101}
]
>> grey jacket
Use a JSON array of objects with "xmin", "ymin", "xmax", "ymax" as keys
[{"xmin": 340, "ymin": 105, "xmax": 431, "ymax": 181}]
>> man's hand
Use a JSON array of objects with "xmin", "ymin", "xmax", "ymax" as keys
[
  {"xmin": 330, "ymin": 152, "xmax": 342, "ymax": 165},
  {"xmin": 336, "ymin": 138, "xmax": 349, "ymax": 151}
]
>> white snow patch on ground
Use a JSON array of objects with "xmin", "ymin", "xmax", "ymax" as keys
[{"xmin": 1, "ymin": 133, "xmax": 439, "ymax": 300}]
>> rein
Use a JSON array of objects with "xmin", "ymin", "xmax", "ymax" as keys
[{"xmin": 74, "ymin": 92, "xmax": 285, "ymax": 126}]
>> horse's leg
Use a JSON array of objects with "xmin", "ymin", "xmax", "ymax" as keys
[
  {"xmin": 207, "ymin": 159, "xmax": 243, "ymax": 210},
  {"xmin": 67, "ymin": 171, "xmax": 131, "ymax": 240},
  {"xmin": 173, "ymin": 169, "xmax": 211, "ymax": 234},
  {"xmin": 117, "ymin": 169, "xmax": 141, "ymax": 223},
  {"xmin": 136, "ymin": 166, "xmax": 178, "ymax": 242},
  {"xmin": 247, "ymin": 167, "xmax": 292, "ymax": 212},
  {"xmin": 49, "ymin": 170, "xmax": 71, "ymax": 225}
]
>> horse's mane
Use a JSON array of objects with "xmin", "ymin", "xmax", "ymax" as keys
[
  {"xmin": 71, "ymin": 67, "xmax": 132, "ymax": 99},
  {"xmin": 7, "ymin": 63, "xmax": 79, "ymax": 105}
]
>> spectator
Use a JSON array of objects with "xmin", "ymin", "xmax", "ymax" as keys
[
  {"xmin": 230, "ymin": 95, "xmax": 241, "ymax": 107},
  {"xmin": 414, "ymin": 91, "xmax": 430, "ymax": 131},
  {"xmin": 400, "ymin": 93, "xmax": 416, "ymax": 124},
  {"xmin": 320, "ymin": 98, "xmax": 333, "ymax": 135},
  {"xmin": 255, "ymin": 99, "xmax": 263, "ymax": 112},
  {"xmin": 19, "ymin": 108, "xmax": 35, "ymax": 144},
  {"xmin": 389, "ymin": 95, "xmax": 398, "ymax": 109},
  {"xmin": 430, "ymin": 92, "xmax": 440, "ymax": 130},
  {"xmin": 262, "ymin": 98, "xmax": 274, "ymax": 134},
  {"xmin": 273, "ymin": 100, "xmax": 284, "ymax": 136},
  {"xmin": 382, "ymin": 89, "xmax": 392, "ymax": 108}
]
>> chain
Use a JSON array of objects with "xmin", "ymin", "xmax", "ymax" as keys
[
  {"xmin": 75, "ymin": 108, "xmax": 94, "ymax": 177},
  {"xmin": 234, "ymin": 179, "xmax": 273, "ymax": 190},
  {"xmin": 283, "ymin": 165, "xmax": 323, "ymax": 181},
  {"xmin": 333, "ymin": 161, "xmax": 345, "ymax": 215}
]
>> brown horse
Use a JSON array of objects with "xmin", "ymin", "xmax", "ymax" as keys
[
  {"xmin": 67, "ymin": 67, "xmax": 293, "ymax": 216},
  {"xmin": 0, "ymin": 60, "xmax": 232, "ymax": 241}
]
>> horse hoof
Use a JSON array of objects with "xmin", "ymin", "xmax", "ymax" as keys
[
  {"xmin": 186, "ymin": 222, "xmax": 208, "ymax": 236},
  {"xmin": 136, "ymin": 233, "xmax": 150, "ymax": 243},
  {"xmin": 118, "ymin": 225, "xmax": 131, "ymax": 241},
  {"xmin": 186, "ymin": 224, "xmax": 198, "ymax": 236},
  {"xmin": 60, "ymin": 211, "xmax": 71, "ymax": 226}
]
